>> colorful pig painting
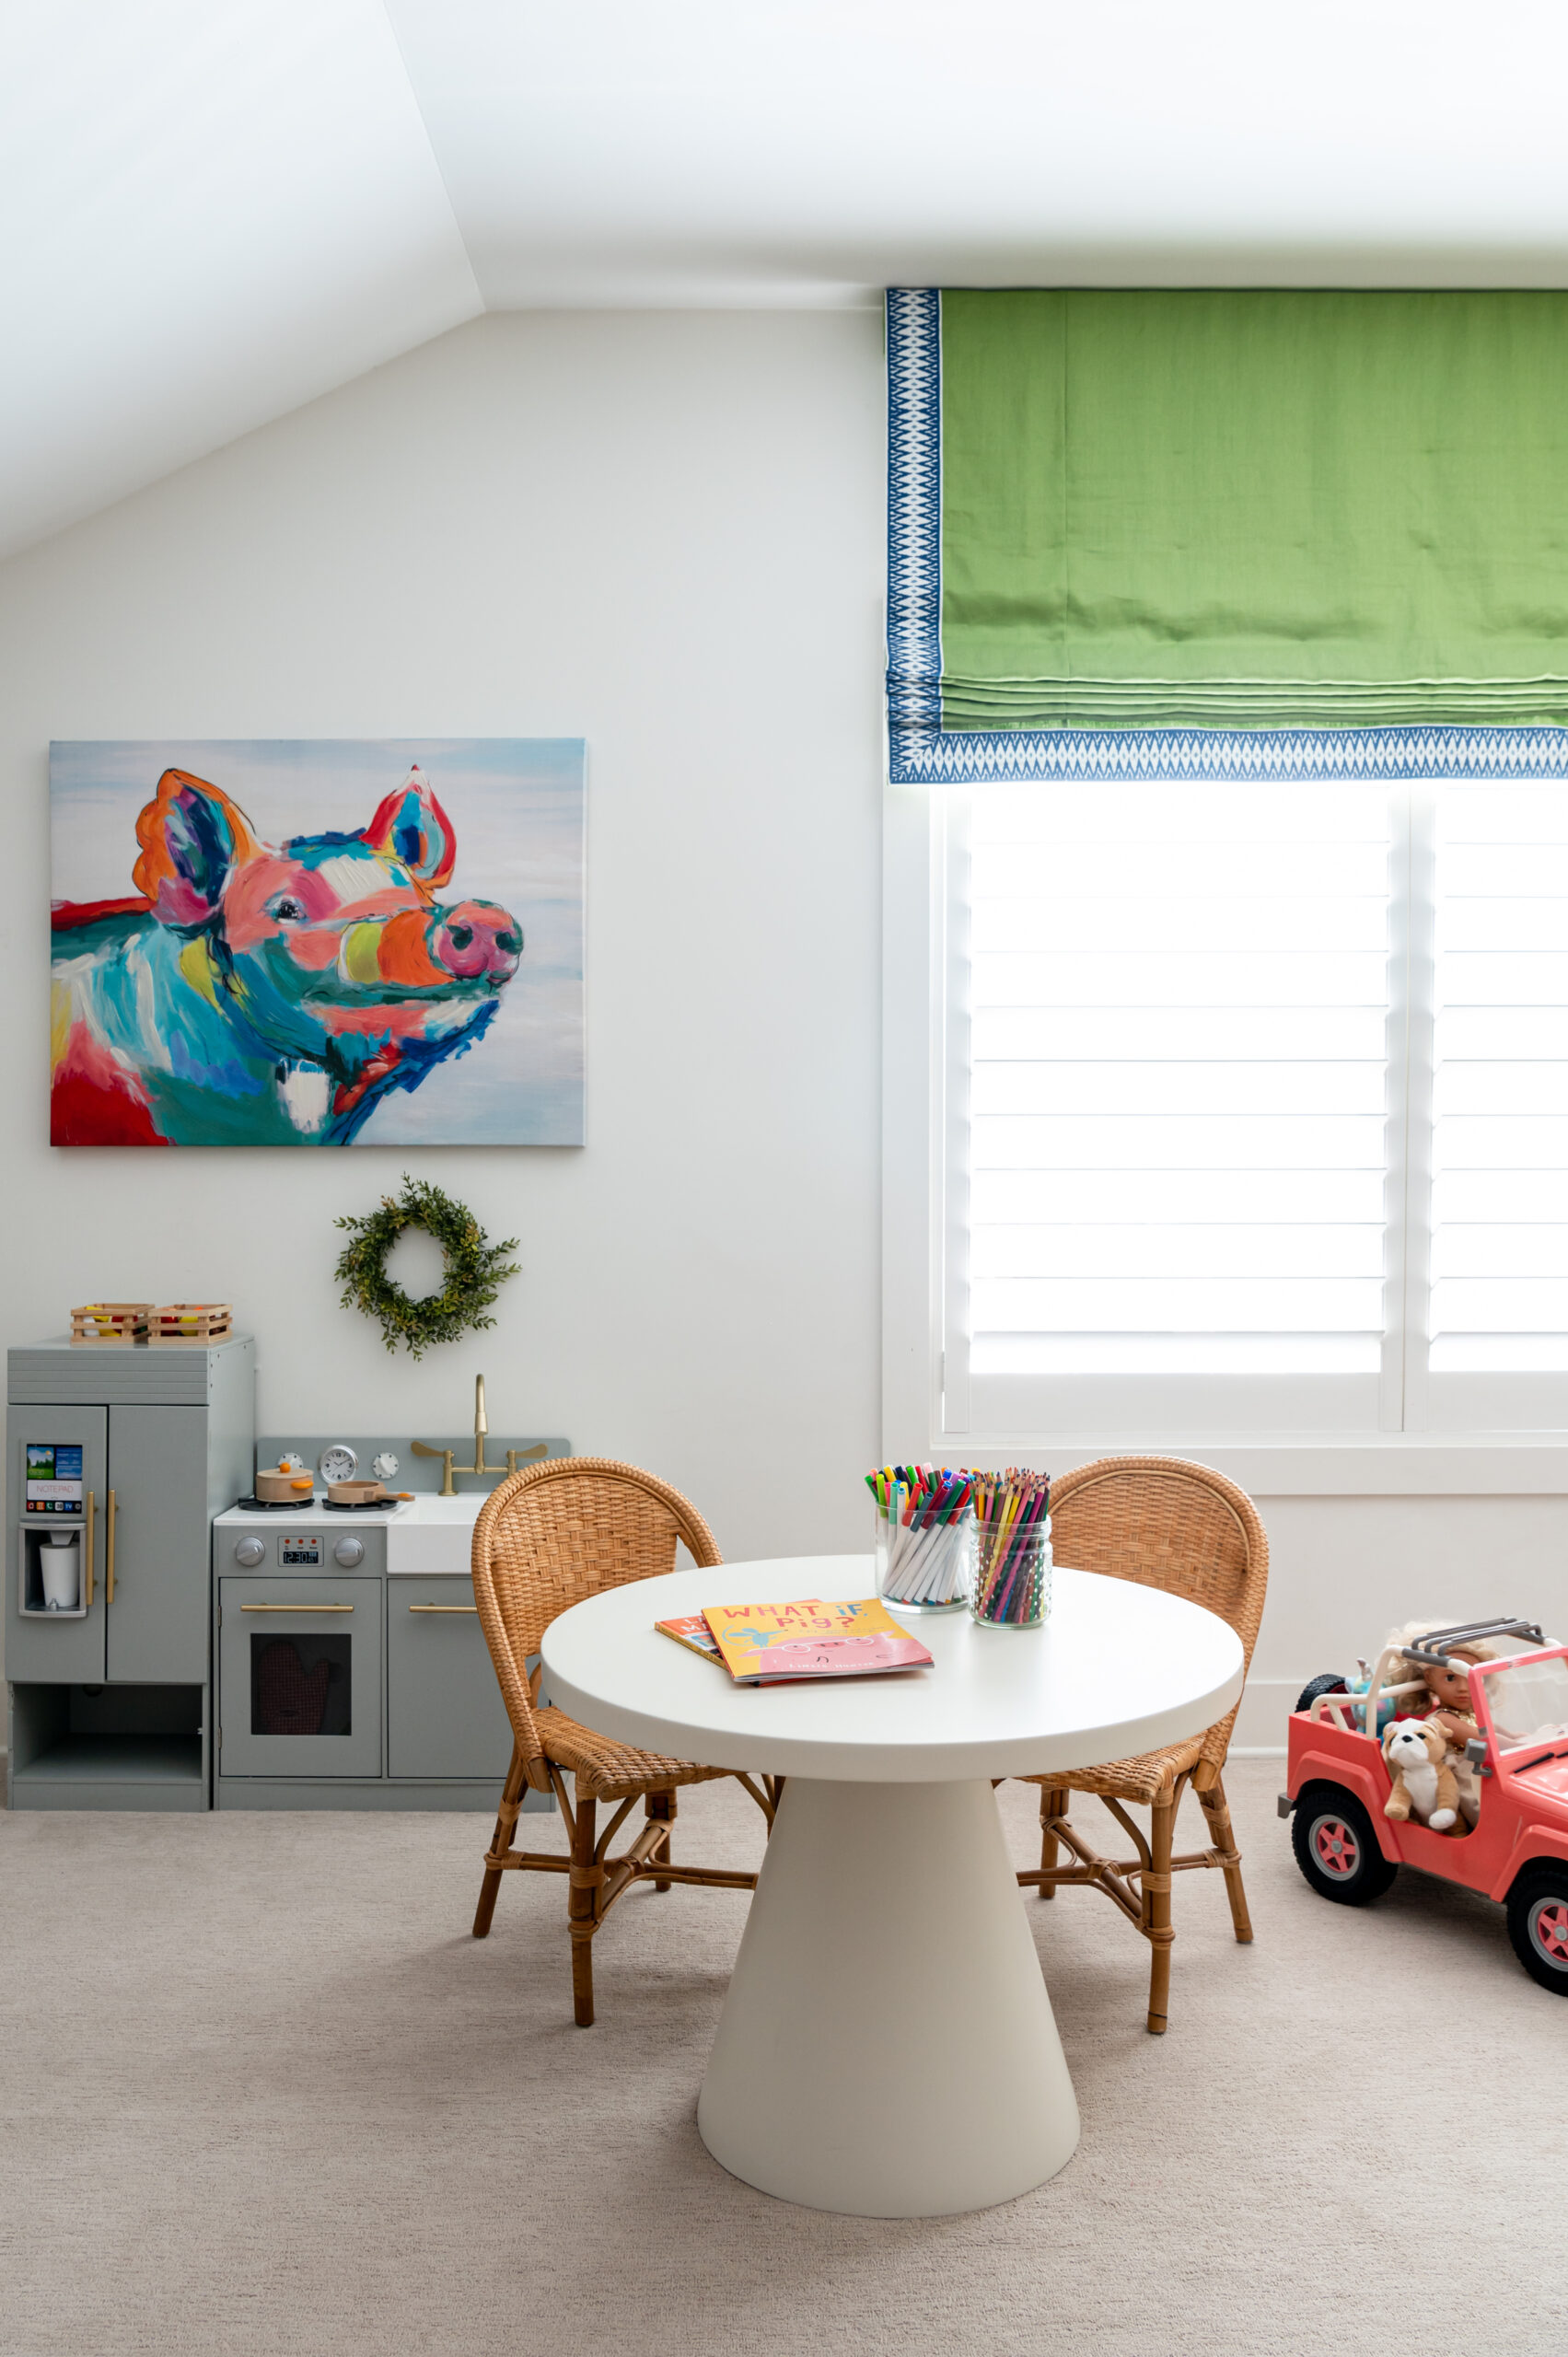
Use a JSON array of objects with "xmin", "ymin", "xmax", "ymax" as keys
[{"xmin": 51, "ymin": 765, "xmax": 523, "ymax": 1145}]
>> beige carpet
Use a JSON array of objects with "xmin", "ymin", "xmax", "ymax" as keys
[{"xmin": 1, "ymin": 1761, "xmax": 1563, "ymax": 2357}]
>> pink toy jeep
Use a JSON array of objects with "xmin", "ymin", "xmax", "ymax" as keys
[{"xmin": 1282, "ymin": 1620, "xmax": 1568, "ymax": 1994}]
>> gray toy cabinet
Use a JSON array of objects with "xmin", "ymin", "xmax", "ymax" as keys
[
  {"xmin": 6, "ymin": 1337, "xmax": 254, "ymax": 1810},
  {"xmin": 212, "ymin": 1567, "xmax": 528, "ymax": 1809}
]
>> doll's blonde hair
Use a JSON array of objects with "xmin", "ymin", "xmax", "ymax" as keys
[{"xmin": 1382, "ymin": 1621, "xmax": 1496, "ymax": 1705}]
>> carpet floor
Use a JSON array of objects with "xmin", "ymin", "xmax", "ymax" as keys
[{"xmin": 1, "ymin": 1759, "xmax": 1563, "ymax": 2357}]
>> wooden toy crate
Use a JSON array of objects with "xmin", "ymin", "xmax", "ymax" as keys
[
  {"xmin": 70, "ymin": 1303, "xmax": 154, "ymax": 1346},
  {"xmin": 148, "ymin": 1303, "xmax": 234, "ymax": 1347}
]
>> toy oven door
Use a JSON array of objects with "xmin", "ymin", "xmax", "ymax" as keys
[{"xmin": 218, "ymin": 1576, "xmax": 381, "ymax": 1778}]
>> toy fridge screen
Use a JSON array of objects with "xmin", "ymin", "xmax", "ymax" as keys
[{"xmin": 25, "ymin": 1443, "xmax": 84, "ymax": 1515}]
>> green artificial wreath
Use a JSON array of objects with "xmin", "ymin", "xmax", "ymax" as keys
[{"xmin": 333, "ymin": 1175, "xmax": 520, "ymax": 1359}]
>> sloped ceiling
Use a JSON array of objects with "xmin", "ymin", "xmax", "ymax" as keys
[
  {"xmin": 8, "ymin": 0, "xmax": 1568, "ymax": 559},
  {"xmin": 389, "ymin": 0, "xmax": 1568, "ymax": 308},
  {"xmin": 0, "ymin": 0, "xmax": 480, "ymax": 561}
]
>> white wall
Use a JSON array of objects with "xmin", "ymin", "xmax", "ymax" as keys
[
  {"xmin": 3, "ymin": 304, "xmax": 1563, "ymax": 1734},
  {"xmin": 0, "ymin": 309, "xmax": 887, "ymax": 1684},
  {"xmin": 1233, "ymin": 1493, "xmax": 1568, "ymax": 1746}
]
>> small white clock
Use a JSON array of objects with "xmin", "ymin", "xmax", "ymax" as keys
[{"xmin": 319, "ymin": 1444, "xmax": 358, "ymax": 1485}]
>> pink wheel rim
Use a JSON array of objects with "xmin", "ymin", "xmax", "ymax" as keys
[
  {"xmin": 1311, "ymin": 1815, "xmax": 1360, "ymax": 1877},
  {"xmin": 1529, "ymin": 1898, "xmax": 1568, "ymax": 1968}
]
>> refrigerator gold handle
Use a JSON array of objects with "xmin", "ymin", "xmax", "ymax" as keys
[
  {"xmin": 239, "ymin": 1603, "xmax": 354, "ymax": 1613},
  {"xmin": 408, "ymin": 1604, "xmax": 478, "ymax": 1614},
  {"xmin": 84, "ymin": 1489, "xmax": 95, "ymax": 1609},
  {"xmin": 106, "ymin": 1490, "xmax": 117, "ymax": 1606}
]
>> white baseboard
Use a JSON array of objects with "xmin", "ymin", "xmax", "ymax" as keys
[{"xmin": 1226, "ymin": 1677, "xmax": 1297, "ymax": 1759}]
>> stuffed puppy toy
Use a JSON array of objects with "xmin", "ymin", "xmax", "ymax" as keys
[{"xmin": 1382, "ymin": 1716, "xmax": 1461, "ymax": 1832}]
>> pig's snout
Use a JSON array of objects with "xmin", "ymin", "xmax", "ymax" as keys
[{"xmin": 434, "ymin": 900, "xmax": 521, "ymax": 983}]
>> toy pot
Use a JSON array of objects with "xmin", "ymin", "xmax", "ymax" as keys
[{"xmin": 255, "ymin": 1469, "xmax": 317, "ymax": 1502}]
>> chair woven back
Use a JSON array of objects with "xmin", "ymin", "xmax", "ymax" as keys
[
  {"xmin": 1048, "ymin": 1455, "xmax": 1269, "ymax": 1763},
  {"xmin": 471, "ymin": 1456, "xmax": 721, "ymax": 1780}
]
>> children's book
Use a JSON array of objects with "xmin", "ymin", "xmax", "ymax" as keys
[
  {"xmin": 700, "ymin": 1596, "xmax": 934, "ymax": 1685},
  {"xmin": 654, "ymin": 1604, "xmax": 835, "ymax": 1676},
  {"xmin": 655, "ymin": 1612, "xmax": 725, "ymax": 1665}
]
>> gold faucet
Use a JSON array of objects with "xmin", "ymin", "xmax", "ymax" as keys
[{"xmin": 412, "ymin": 1376, "xmax": 547, "ymax": 1495}]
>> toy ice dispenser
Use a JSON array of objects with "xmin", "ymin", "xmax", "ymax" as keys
[
  {"xmin": 35, "ymin": 1533, "xmax": 82, "ymax": 1612},
  {"xmin": 18, "ymin": 1446, "xmax": 89, "ymax": 1620}
]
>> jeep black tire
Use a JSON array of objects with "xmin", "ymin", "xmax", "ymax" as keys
[
  {"xmin": 1295, "ymin": 1672, "xmax": 1351, "ymax": 1715},
  {"xmin": 1506, "ymin": 1866, "xmax": 1568, "ymax": 1994},
  {"xmin": 1291, "ymin": 1782, "xmax": 1398, "ymax": 1906}
]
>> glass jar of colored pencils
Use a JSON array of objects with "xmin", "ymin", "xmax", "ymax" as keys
[
  {"xmin": 867, "ymin": 1467, "xmax": 976, "ymax": 1613},
  {"xmin": 971, "ymin": 1471, "xmax": 1052, "ymax": 1630}
]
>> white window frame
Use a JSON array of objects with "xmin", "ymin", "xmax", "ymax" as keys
[{"xmin": 882, "ymin": 772, "xmax": 1568, "ymax": 1496}]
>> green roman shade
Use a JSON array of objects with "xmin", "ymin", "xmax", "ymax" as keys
[{"xmin": 890, "ymin": 288, "xmax": 1568, "ymax": 740}]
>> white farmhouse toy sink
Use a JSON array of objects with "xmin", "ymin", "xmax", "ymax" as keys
[{"xmin": 387, "ymin": 1490, "xmax": 487, "ymax": 1574}]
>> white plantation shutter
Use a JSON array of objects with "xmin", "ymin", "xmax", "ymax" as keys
[
  {"xmin": 948, "ymin": 781, "xmax": 1397, "ymax": 1434},
  {"xmin": 1432, "ymin": 783, "xmax": 1568, "ymax": 1395},
  {"xmin": 934, "ymin": 767, "xmax": 1568, "ymax": 1441}
]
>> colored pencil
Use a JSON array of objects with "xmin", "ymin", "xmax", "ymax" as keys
[{"xmin": 971, "ymin": 1468, "xmax": 1051, "ymax": 1626}]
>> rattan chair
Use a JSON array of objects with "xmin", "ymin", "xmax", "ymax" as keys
[
  {"xmin": 470, "ymin": 1456, "xmax": 775, "ymax": 2026},
  {"xmin": 1014, "ymin": 1456, "xmax": 1269, "ymax": 2035}
]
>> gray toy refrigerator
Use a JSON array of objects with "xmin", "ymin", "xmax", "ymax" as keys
[{"xmin": 6, "ymin": 1336, "xmax": 253, "ymax": 1809}]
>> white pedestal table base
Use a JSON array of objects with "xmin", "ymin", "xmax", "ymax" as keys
[{"xmin": 697, "ymin": 1776, "xmax": 1079, "ymax": 2216}]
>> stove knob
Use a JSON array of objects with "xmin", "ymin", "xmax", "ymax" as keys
[
  {"xmin": 333, "ymin": 1537, "xmax": 365, "ymax": 1568},
  {"xmin": 234, "ymin": 1536, "xmax": 266, "ymax": 1567}
]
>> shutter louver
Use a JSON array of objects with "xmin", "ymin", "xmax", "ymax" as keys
[
  {"xmin": 965, "ymin": 782, "xmax": 1391, "ymax": 1384},
  {"xmin": 1433, "ymin": 784, "xmax": 1568, "ymax": 1373}
]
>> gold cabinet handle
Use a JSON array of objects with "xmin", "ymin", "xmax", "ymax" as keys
[
  {"xmin": 408, "ymin": 1603, "xmax": 478, "ymax": 1614},
  {"xmin": 106, "ymin": 1489, "xmax": 117, "ymax": 1606},
  {"xmin": 84, "ymin": 1489, "xmax": 95, "ymax": 1609},
  {"xmin": 240, "ymin": 1602, "xmax": 354, "ymax": 1613}
]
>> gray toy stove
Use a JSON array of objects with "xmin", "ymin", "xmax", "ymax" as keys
[
  {"xmin": 216, "ymin": 1494, "xmax": 409, "ymax": 1576},
  {"xmin": 212, "ymin": 1432, "xmax": 564, "ymax": 1816}
]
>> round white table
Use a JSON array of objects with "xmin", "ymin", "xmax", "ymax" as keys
[{"xmin": 540, "ymin": 1553, "xmax": 1244, "ymax": 2218}]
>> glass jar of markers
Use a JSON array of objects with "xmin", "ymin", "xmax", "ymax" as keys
[
  {"xmin": 869, "ymin": 1469, "xmax": 976, "ymax": 1614},
  {"xmin": 971, "ymin": 1472, "xmax": 1052, "ymax": 1630}
]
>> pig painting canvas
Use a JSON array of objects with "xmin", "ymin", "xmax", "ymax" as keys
[{"xmin": 50, "ymin": 739, "xmax": 584, "ymax": 1146}]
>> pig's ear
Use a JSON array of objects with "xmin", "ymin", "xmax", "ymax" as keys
[
  {"xmin": 362, "ymin": 767, "xmax": 455, "ymax": 888},
  {"xmin": 133, "ymin": 770, "xmax": 257, "ymax": 931}
]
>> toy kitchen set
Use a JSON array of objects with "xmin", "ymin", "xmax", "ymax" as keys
[{"xmin": 6, "ymin": 1324, "xmax": 563, "ymax": 1814}]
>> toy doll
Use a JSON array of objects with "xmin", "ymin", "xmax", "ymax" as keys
[{"xmin": 1384, "ymin": 1620, "xmax": 1494, "ymax": 1827}]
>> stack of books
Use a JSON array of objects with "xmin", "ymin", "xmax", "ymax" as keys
[{"xmin": 656, "ymin": 1596, "xmax": 933, "ymax": 1684}]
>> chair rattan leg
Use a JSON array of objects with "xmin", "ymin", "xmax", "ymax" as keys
[
  {"xmin": 646, "ymin": 1787, "xmax": 676, "ymax": 1892},
  {"xmin": 1197, "ymin": 1770, "xmax": 1252, "ymax": 1943},
  {"xmin": 569, "ymin": 1794, "xmax": 599, "ymax": 2027},
  {"xmin": 473, "ymin": 1741, "xmax": 528, "ymax": 1939},
  {"xmin": 1037, "ymin": 1786, "xmax": 1068, "ymax": 1898},
  {"xmin": 1144, "ymin": 1792, "xmax": 1176, "ymax": 2036}
]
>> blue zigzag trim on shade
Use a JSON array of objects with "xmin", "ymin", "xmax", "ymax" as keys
[
  {"xmin": 889, "ymin": 724, "xmax": 1568, "ymax": 784},
  {"xmin": 885, "ymin": 289, "xmax": 942, "ymax": 737},
  {"xmin": 884, "ymin": 289, "xmax": 1568, "ymax": 784}
]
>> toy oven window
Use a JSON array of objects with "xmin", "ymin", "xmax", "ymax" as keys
[{"xmin": 250, "ymin": 1634, "xmax": 352, "ymax": 1736}]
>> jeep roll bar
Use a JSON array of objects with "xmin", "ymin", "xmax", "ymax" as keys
[
  {"xmin": 1400, "ymin": 1620, "xmax": 1545, "ymax": 1670},
  {"xmin": 1301, "ymin": 1622, "xmax": 1552, "ymax": 1740}
]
